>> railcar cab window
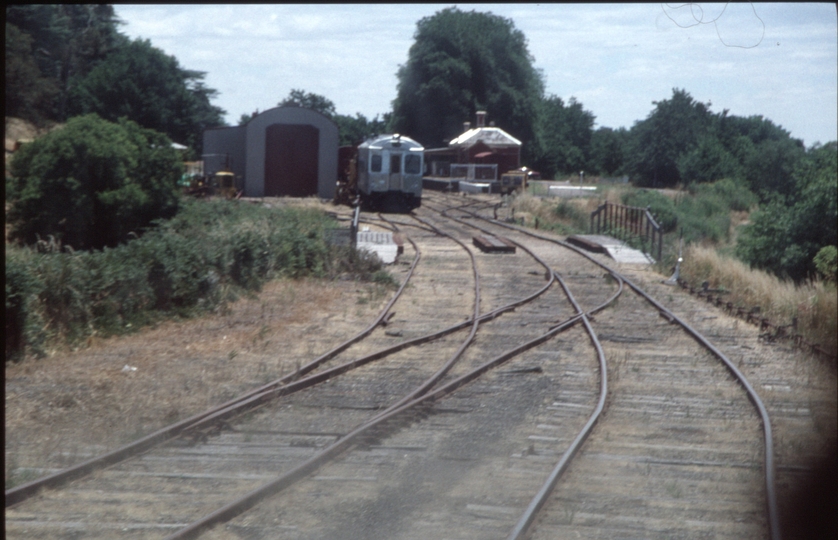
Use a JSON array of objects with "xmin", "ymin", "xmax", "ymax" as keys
[
  {"xmin": 371, "ymin": 153, "xmax": 382, "ymax": 173},
  {"xmin": 405, "ymin": 154, "xmax": 421, "ymax": 175},
  {"xmin": 390, "ymin": 154, "xmax": 401, "ymax": 174}
]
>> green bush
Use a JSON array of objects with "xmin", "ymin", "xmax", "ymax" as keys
[
  {"xmin": 737, "ymin": 143, "xmax": 837, "ymax": 281},
  {"xmin": 5, "ymin": 199, "xmax": 386, "ymax": 361},
  {"xmin": 691, "ymin": 178, "xmax": 758, "ymax": 212},
  {"xmin": 7, "ymin": 114, "xmax": 182, "ymax": 250},
  {"xmin": 552, "ymin": 199, "xmax": 588, "ymax": 231},
  {"xmin": 814, "ymin": 246, "xmax": 837, "ymax": 283},
  {"xmin": 5, "ymin": 248, "xmax": 46, "ymax": 361},
  {"xmin": 621, "ymin": 189, "xmax": 678, "ymax": 232},
  {"xmin": 675, "ymin": 191, "xmax": 731, "ymax": 244}
]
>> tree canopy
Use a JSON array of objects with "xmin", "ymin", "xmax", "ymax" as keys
[
  {"xmin": 532, "ymin": 96, "xmax": 596, "ymax": 177},
  {"xmin": 5, "ymin": 23, "xmax": 60, "ymax": 124},
  {"xmin": 67, "ymin": 38, "xmax": 225, "ymax": 155},
  {"xmin": 6, "ymin": 5, "xmax": 125, "ymax": 122},
  {"xmin": 624, "ymin": 89, "xmax": 713, "ymax": 188},
  {"xmin": 7, "ymin": 114, "xmax": 182, "ymax": 251},
  {"xmin": 390, "ymin": 7, "xmax": 544, "ymax": 153},
  {"xmin": 279, "ymin": 89, "xmax": 337, "ymax": 117},
  {"xmin": 6, "ymin": 5, "xmax": 226, "ymax": 156},
  {"xmin": 736, "ymin": 142, "xmax": 838, "ymax": 281},
  {"xmin": 272, "ymin": 89, "xmax": 388, "ymax": 147}
]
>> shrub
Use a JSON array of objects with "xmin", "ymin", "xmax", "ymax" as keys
[
  {"xmin": 7, "ymin": 114, "xmax": 181, "ymax": 250},
  {"xmin": 552, "ymin": 199, "xmax": 589, "ymax": 231},
  {"xmin": 4, "ymin": 198, "xmax": 387, "ymax": 361},
  {"xmin": 736, "ymin": 143, "xmax": 837, "ymax": 282},
  {"xmin": 621, "ymin": 189, "xmax": 677, "ymax": 232},
  {"xmin": 5, "ymin": 247, "xmax": 45, "ymax": 361},
  {"xmin": 814, "ymin": 246, "xmax": 837, "ymax": 283},
  {"xmin": 675, "ymin": 191, "xmax": 731, "ymax": 244},
  {"xmin": 691, "ymin": 177, "xmax": 757, "ymax": 212}
]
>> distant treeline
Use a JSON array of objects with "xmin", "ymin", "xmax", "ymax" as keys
[
  {"xmin": 5, "ymin": 199, "xmax": 390, "ymax": 362},
  {"xmin": 6, "ymin": 5, "xmax": 836, "ymax": 283},
  {"xmin": 6, "ymin": 5, "xmax": 225, "ymax": 156}
]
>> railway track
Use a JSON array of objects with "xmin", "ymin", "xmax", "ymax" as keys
[{"xmin": 6, "ymin": 193, "xmax": 834, "ymax": 539}]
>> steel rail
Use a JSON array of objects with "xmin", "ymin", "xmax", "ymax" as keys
[
  {"xmin": 6, "ymin": 210, "xmax": 556, "ymax": 517},
  {"xmin": 177, "ymin": 214, "xmax": 560, "ymax": 437},
  {"xmin": 165, "ymin": 277, "xmax": 622, "ymax": 540},
  {"xmin": 163, "ymin": 314, "xmax": 579, "ymax": 540},
  {"xmin": 165, "ymin": 207, "xmax": 489, "ymax": 539},
  {"xmin": 451, "ymin": 197, "xmax": 782, "ymax": 540},
  {"xmin": 426, "ymin": 197, "xmax": 620, "ymax": 540},
  {"xmin": 5, "ymin": 218, "xmax": 424, "ymax": 508},
  {"xmin": 506, "ymin": 270, "xmax": 612, "ymax": 540}
]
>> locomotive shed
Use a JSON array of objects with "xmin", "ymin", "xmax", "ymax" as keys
[{"xmin": 5, "ymin": 194, "xmax": 836, "ymax": 540}]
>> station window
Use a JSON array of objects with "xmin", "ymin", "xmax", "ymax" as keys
[
  {"xmin": 405, "ymin": 154, "xmax": 421, "ymax": 174},
  {"xmin": 371, "ymin": 154, "xmax": 382, "ymax": 172}
]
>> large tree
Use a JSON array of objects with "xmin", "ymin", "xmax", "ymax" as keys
[
  {"xmin": 390, "ymin": 7, "xmax": 544, "ymax": 153},
  {"xmin": 5, "ymin": 22, "xmax": 59, "ymax": 123},
  {"xmin": 626, "ymin": 88, "xmax": 712, "ymax": 187},
  {"xmin": 736, "ymin": 142, "xmax": 837, "ymax": 281},
  {"xmin": 590, "ymin": 126, "xmax": 629, "ymax": 177},
  {"xmin": 6, "ymin": 5, "xmax": 124, "ymax": 122},
  {"xmin": 67, "ymin": 38, "xmax": 226, "ymax": 154},
  {"xmin": 273, "ymin": 89, "xmax": 388, "ymax": 146},
  {"xmin": 532, "ymin": 95, "xmax": 595, "ymax": 178},
  {"xmin": 7, "ymin": 114, "xmax": 182, "ymax": 251},
  {"xmin": 278, "ymin": 89, "xmax": 337, "ymax": 116}
]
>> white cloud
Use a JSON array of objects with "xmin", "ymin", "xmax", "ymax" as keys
[{"xmin": 113, "ymin": 3, "xmax": 837, "ymax": 146}]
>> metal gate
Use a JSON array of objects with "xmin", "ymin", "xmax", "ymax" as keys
[{"xmin": 590, "ymin": 202, "xmax": 664, "ymax": 262}]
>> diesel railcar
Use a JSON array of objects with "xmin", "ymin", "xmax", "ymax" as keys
[{"xmin": 354, "ymin": 134, "xmax": 424, "ymax": 212}]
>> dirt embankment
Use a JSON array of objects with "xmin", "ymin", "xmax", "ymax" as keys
[{"xmin": 5, "ymin": 116, "xmax": 62, "ymax": 171}]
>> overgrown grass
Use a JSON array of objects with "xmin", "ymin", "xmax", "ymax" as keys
[
  {"xmin": 680, "ymin": 244, "xmax": 837, "ymax": 358},
  {"xmin": 510, "ymin": 181, "xmax": 836, "ymax": 359},
  {"xmin": 509, "ymin": 191, "xmax": 592, "ymax": 234},
  {"xmin": 5, "ymin": 198, "xmax": 391, "ymax": 361}
]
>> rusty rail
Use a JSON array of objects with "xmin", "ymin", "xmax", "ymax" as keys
[
  {"xmin": 461, "ymin": 206, "xmax": 781, "ymax": 540},
  {"xmin": 164, "ymin": 209, "xmax": 550, "ymax": 539},
  {"xmin": 590, "ymin": 202, "xmax": 663, "ymax": 262},
  {"xmin": 6, "ymin": 213, "xmax": 421, "ymax": 508},
  {"xmin": 506, "ymin": 270, "xmax": 613, "ymax": 540}
]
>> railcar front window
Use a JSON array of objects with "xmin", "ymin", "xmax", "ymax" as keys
[
  {"xmin": 390, "ymin": 154, "xmax": 401, "ymax": 174},
  {"xmin": 371, "ymin": 154, "xmax": 382, "ymax": 173},
  {"xmin": 405, "ymin": 154, "xmax": 421, "ymax": 174}
]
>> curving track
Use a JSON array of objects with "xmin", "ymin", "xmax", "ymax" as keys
[
  {"xmin": 424, "ymin": 193, "xmax": 777, "ymax": 539},
  {"xmin": 6, "ymin": 192, "xmax": 829, "ymax": 539}
]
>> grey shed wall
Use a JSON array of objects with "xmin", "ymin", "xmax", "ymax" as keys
[
  {"xmin": 202, "ymin": 125, "xmax": 246, "ymax": 186},
  {"xmin": 202, "ymin": 107, "xmax": 339, "ymax": 199},
  {"xmin": 245, "ymin": 106, "xmax": 339, "ymax": 199}
]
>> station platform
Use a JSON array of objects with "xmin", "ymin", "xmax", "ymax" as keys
[
  {"xmin": 566, "ymin": 234, "xmax": 653, "ymax": 264},
  {"xmin": 422, "ymin": 177, "xmax": 459, "ymax": 192}
]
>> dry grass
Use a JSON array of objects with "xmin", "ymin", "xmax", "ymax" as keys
[
  {"xmin": 594, "ymin": 184, "xmax": 633, "ymax": 205},
  {"xmin": 5, "ymin": 276, "xmax": 391, "ymax": 487},
  {"xmin": 509, "ymin": 191, "xmax": 595, "ymax": 231},
  {"xmin": 680, "ymin": 244, "xmax": 837, "ymax": 357}
]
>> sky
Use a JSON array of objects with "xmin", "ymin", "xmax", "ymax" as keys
[{"xmin": 113, "ymin": 3, "xmax": 838, "ymax": 148}]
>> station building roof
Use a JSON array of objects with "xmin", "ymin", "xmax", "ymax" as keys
[{"xmin": 448, "ymin": 126, "xmax": 521, "ymax": 148}]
